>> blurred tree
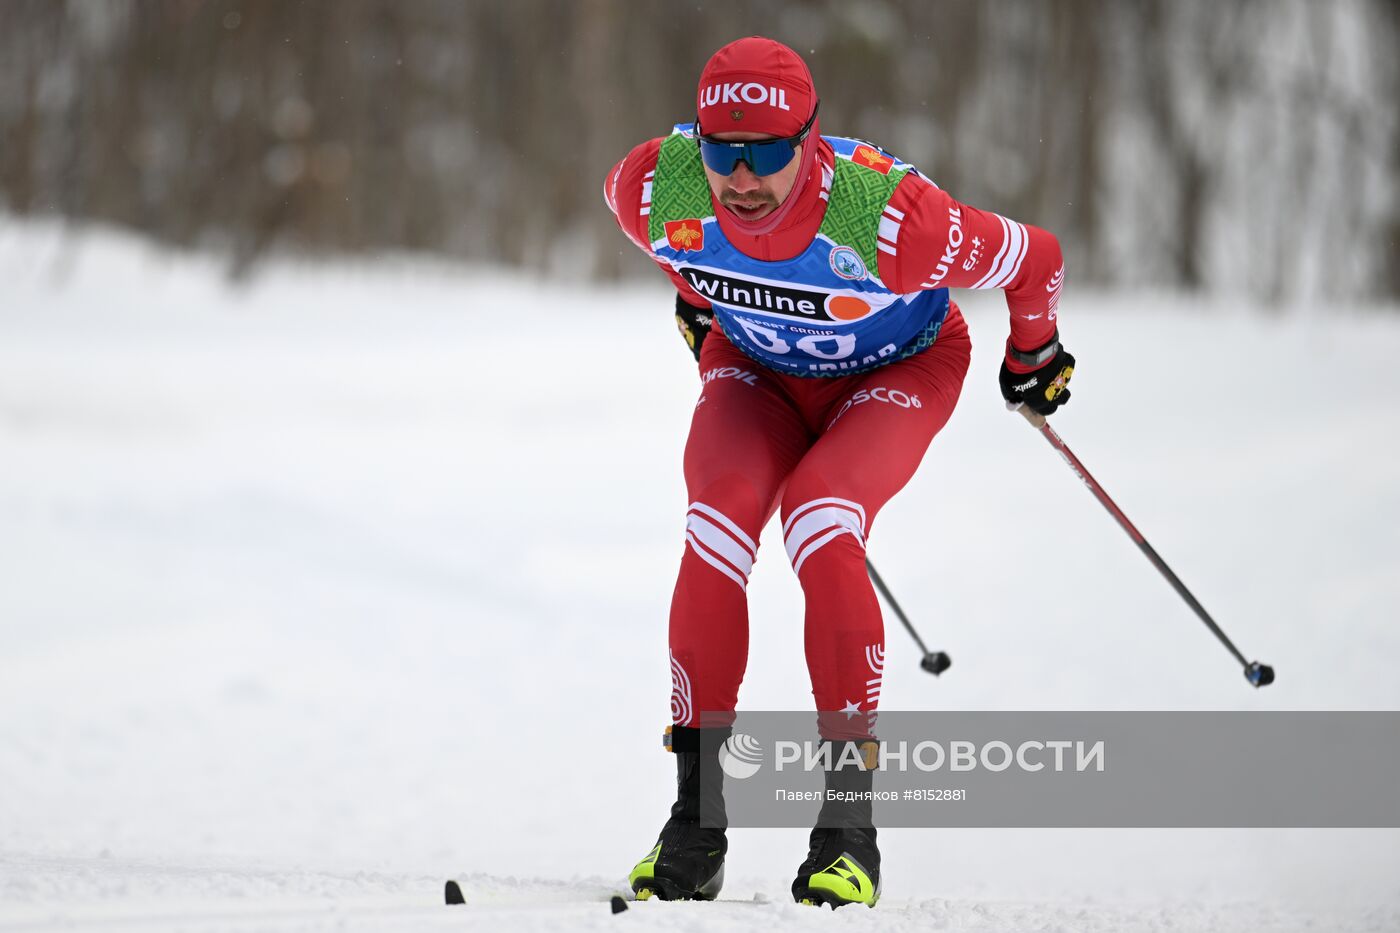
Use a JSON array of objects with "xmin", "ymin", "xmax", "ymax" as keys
[{"xmin": 0, "ymin": 0, "xmax": 1394, "ymax": 303}]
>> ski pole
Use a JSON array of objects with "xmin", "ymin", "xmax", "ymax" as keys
[
  {"xmin": 1013, "ymin": 405, "xmax": 1274, "ymax": 687},
  {"xmin": 866, "ymin": 558, "xmax": 952, "ymax": 676}
]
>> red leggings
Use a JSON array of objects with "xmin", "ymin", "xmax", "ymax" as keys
[{"xmin": 669, "ymin": 305, "xmax": 972, "ymax": 739}]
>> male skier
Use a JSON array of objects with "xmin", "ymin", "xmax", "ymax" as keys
[{"xmin": 603, "ymin": 37, "xmax": 1073, "ymax": 908}]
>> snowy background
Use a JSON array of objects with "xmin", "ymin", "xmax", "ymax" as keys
[{"xmin": 2, "ymin": 221, "xmax": 1398, "ymax": 930}]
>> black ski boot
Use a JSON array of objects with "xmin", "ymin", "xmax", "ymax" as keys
[
  {"xmin": 792, "ymin": 739, "xmax": 882, "ymax": 908},
  {"xmin": 628, "ymin": 725, "xmax": 729, "ymax": 901}
]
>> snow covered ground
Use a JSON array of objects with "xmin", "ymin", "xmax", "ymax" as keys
[{"xmin": 2, "ymin": 221, "xmax": 1398, "ymax": 931}]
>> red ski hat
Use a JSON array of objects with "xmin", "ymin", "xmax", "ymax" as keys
[{"xmin": 696, "ymin": 37, "xmax": 817, "ymax": 138}]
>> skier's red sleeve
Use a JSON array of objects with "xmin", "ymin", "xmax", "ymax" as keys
[
  {"xmin": 604, "ymin": 139, "xmax": 711, "ymax": 310},
  {"xmin": 879, "ymin": 173, "xmax": 1065, "ymax": 373}
]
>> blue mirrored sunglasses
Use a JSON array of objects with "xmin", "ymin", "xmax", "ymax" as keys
[{"xmin": 694, "ymin": 102, "xmax": 819, "ymax": 177}]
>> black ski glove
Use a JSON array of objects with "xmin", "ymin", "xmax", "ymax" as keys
[
  {"xmin": 999, "ymin": 331, "xmax": 1075, "ymax": 415},
  {"xmin": 675, "ymin": 294, "xmax": 713, "ymax": 362}
]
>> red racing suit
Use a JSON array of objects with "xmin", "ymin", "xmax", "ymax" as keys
[{"xmin": 605, "ymin": 132, "xmax": 1064, "ymax": 739}]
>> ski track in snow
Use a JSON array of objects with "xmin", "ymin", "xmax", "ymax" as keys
[
  {"xmin": 3, "ymin": 860, "xmax": 1396, "ymax": 932},
  {"xmin": 2, "ymin": 222, "xmax": 1399, "ymax": 931}
]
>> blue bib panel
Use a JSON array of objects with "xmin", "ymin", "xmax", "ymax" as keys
[{"xmin": 649, "ymin": 126, "xmax": 949, "ymax": 377}]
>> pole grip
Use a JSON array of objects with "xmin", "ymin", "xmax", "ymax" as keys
[{"xmin": 1013, "ymin": 403, "xmax": 1047, "ymax": 430}]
